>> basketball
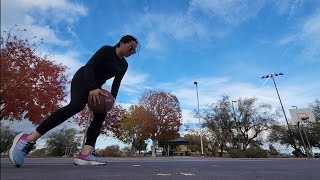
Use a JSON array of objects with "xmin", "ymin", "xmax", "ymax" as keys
[{"xmin": 87, "ymin": 89, "xmax": 115, "ymax": 113}]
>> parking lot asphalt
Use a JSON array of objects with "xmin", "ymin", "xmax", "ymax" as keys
[{"xmin": 1, "ymin": 157, "xmax": 320, "ymax": 180}]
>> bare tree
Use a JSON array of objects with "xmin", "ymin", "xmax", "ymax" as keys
[
  {"xmin": 234, "ymin": 97, "xmax": 278, "ymax": 150},
  {"xmin": 309, "ymin": 99, "xmax": 320, "ymax": 122},
  {"xmin": 203, "ymin": 95, "xmax": 233, "ymax": 156},
  {"xmin": 203, "ymin": 96, "xmax": 277, "ymax": 156}
]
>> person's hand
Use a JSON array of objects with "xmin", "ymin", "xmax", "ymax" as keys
[{"xmin": 88, "ymin": 89, "xmax": 107, "ymax": 106}]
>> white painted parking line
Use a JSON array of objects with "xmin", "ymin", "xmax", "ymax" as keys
[
  {"xmin": 180, "ymin": 172, "xmax": 195, "ymax": 176},
  {"xmin": 157, "ymin": 173, "xmax": 171, "ymax": 176}
]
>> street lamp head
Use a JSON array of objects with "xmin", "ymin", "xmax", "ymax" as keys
[
  {"xmin": 274, "ymin": 73, "xmax": 284, "ymax": 77},
  {"xmin": 194, "ymin": 81, "xmax": 198, "ymax": 85},
  {"xmin": 262, "ymin": 73, "xmax": 284, "ymax": 79}
]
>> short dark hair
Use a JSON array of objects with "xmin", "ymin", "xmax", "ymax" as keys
[{"xmin": 116, "ymin": 35, "xmax": 139, "ymax": 52}]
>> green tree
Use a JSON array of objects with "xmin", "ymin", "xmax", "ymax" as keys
[
  {"xmin": 307, "ymin": 122, "xmax": 320, "ymax": 148},
  {"xmin": 0, "ymin": 124, "xmax": 20, "ymax": 154},
  {"xmin": 309, "ymin": 99, "xmax": 320, "ymax": 122},
  {"xmin": 268, "ymin": 122, "xmax": 319, "ymax": 157},
  {"xmin": 45, "ymin": 128, "xmax": 81, "ymax": 156},
  {"xmin": 308, "ymin": 99, "xmax": 320, "ymax": 149},
  {"xmin": 203, "ymin": 96, "xmax": 277, "ymax": 157},
  {"xmin": 268, "ymin": 144, "xmax": 280, "ymax": 156},
  {"xmin": 30, "ymin": 148, "xmax": 47, "ymax": 157},
  {"xmin": 184, "ymin": 133, "xmax": 209, "ymax": 154},
  {"xmin": 203, "ymin": 95, "xmax": 233, "ymax": 157},
  {"xmin": 268, "ymin": 99, "xmax": 320, "ymax": 157},
  {"xmin": 245, "ymin": 142, "xmax": 268, "ymax": 158},
  {"xmin": 234, "ymin": 97, "xmax": 277, "ymax": 150}
]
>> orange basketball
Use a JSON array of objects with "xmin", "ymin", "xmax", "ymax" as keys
[{"xmin": 87, "ymin": 89, "xmax": 115, "ymax": 113}]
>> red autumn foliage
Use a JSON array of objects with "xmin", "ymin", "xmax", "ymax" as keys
[
  {"xmin": 73, "ymin": 104, "xmax": 126, "ymax": 138},
  {"xmin": 139, "ymin": 90, "xmax": 182, "ymax": 142},
  {"xmin": 0, "ymin": 26, "xmax": 68, "ymax": 124}
]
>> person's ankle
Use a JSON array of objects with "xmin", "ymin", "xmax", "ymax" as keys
[
  {"xmin": 27, "ymin": 131, "xmax": 41, "ymax": 142},
  {"xmin": 81, "ymin": 145, "xmax": 94, "ymax": 155},
  {"xmin": 26, "ymin": 135, "xmax": 36, "ymax": 142}
]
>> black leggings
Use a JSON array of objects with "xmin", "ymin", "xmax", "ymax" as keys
[{"xmin": 36, "ymin": 71, "xmax": 106, "ymax": 147}]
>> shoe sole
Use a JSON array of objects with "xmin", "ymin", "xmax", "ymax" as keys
[
  {"xmin": 73, "ymin": 158, "xmax": 107, "ymax": 166},
  {"xmin": 9, "ymin": 133, "xmax": 24, "ymax": 167}
]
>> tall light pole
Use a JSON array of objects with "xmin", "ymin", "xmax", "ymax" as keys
[
  {"xmin": 232, "ymin": 100, "xmax": 241, "ymax": 149},
  {"xmin": 194, "ymin": 81, "xmax": 204, "ymax": 157},
  {"xmin": 261, "ymin": 73, "xmax": 297, "ymax": 150}
]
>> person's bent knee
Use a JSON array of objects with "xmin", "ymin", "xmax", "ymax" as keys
[{"xmin": 68, "ymin": 102, "xmax": 87, "ymax": 113}]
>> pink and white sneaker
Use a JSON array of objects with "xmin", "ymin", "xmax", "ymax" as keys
[{"xmin": 74, "ymin": 151, "xmax": 107, "ymax": 165}]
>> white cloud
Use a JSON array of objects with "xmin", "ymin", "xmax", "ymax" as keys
[
  {"xmin": 51, "ymin": 50, "xmax": 84, "ymax": 76},
  {"xmin": 123, "ymin": 70, "xmax": 149, "ymax": 87},
  {"xmin": 101, "ymin": 69, "xmax": 149, "ymax": 98},
  {"xmin": 144, "ymin": 32, "xmax": 167, "ymax": 54},
  {"xmin": 1, "ymin": 0, "xmax": 87, "ymax": 45},
  {"xmin": 6, "ymin": 0, "xmax": 88, "ymax": 24},
  {"xmin": 272, "ymin": 0, "xmax": 304, "ymax": 20},
  {"xmin": 278, "ymin": 10, "xmax": 320, "ymax": 62},
  {"xmin": 181, "ymin": 109, "xmax": 198, "ymax": 124},
  {"xmin": 188, "ymin": 0, "xmax": 265, "ymax": 26},
  {"xmin": 138, "ymin": 13, "xmax": 207, "ymax": 41},
  {"xmin": 160, "ymin": 14, "xmax": 208, "ymax": 40},
  {"xmin": 300, "ymin": 12, "xmax": 320, "ymax": 60},
  {"xmin": 302, "ymin": 13, "xmax": 320, "ymax": 38},
  {"xmin": 287, "ymin": 0, "xmax": 304, "ymax": 21},
  {"xmin": 127, "ymin": 12, "xmax": 212, "ymax": 57},
  {"xmin": 278, "ymin": 34, "xmax": 298, "ymax": 45}
]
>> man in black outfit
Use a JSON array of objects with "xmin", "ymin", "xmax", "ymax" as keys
[{"xmin": 9, "ymin": 35, "xmax": 139, "ymax": 166}]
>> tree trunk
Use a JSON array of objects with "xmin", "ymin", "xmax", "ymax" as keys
[
  {"xmin": 219, "ymin": 144, "xmax": 223, "ymax": 157},
  {"xmin": 293, "ymin": 147, "xmax": 306, "ymax": 157},
  {"xmin": 152, "ymin": 140, "xmax": 156, "ymax": 157},
  {"xmin": 131, "ymin": 143, "xmax": 136, "ymax": 156}
]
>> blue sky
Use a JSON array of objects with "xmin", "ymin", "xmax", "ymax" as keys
[{"xmin": 1, "ymin": 0, "xmax": 320, "ymax": 151}]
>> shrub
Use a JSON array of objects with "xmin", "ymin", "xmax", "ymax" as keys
[
  {"xmin": 245, "ymin": 148, "xmax": 268, "ymax": 158},
  {"xmin": 229, "ymin": 149, "xmax": 245, "ymax": 158},
  {"xmin": 99, "ymin": 145, "xmax": 121, "ymax": 157}
]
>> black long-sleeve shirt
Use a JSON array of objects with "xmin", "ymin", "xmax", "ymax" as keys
[{"xmin": 78, "ymin": 45, "xmax": 128, "ymax": 99}]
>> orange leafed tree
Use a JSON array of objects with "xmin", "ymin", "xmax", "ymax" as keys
[
  {"xmin": 139, "ymin": 90, "xmax": 182, "ymax": 156},
  {"xmin": 0, "ymin": 26, "xmax": 68, "ymax": 124},
  {"xmin": 118, "ymin": 105, "xmax": 149, "ymax": 152}
]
